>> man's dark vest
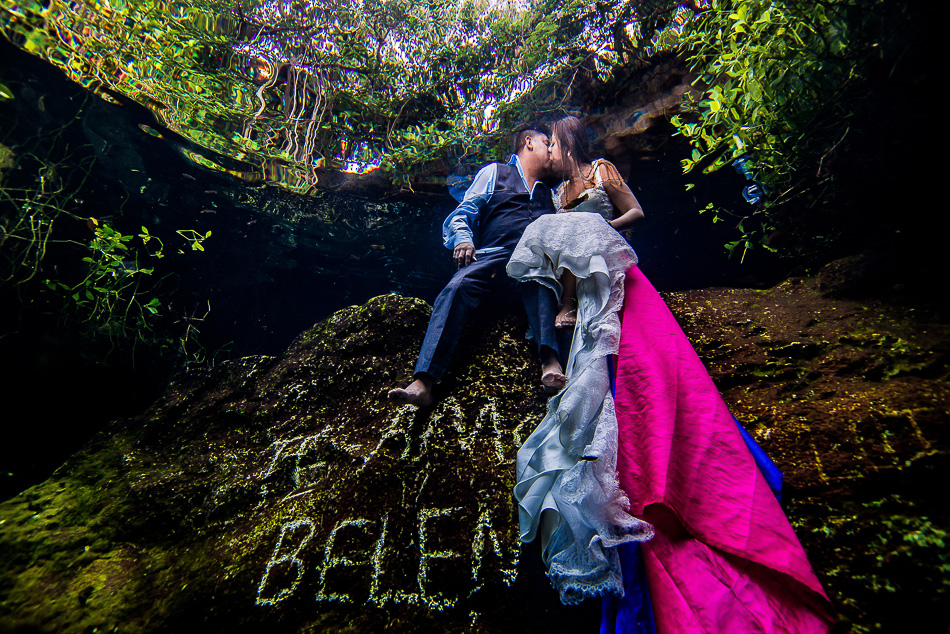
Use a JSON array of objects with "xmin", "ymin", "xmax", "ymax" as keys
[{"xmin": 475, "ymin": 163, "xmax": 555, "ymax": 252}]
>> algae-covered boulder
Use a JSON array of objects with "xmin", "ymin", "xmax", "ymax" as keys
[
  {"xmin": 0, "ymin": 294, "xmax": 585, "ymax": 633},
  {"xmin": 1, "ymin": 282, "xmax": 947, "ymax": 632}
]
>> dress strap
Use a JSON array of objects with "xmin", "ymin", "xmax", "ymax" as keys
[
  {"xmin": 553, "ymin": 182, "xmax": 566, "ymax": 212},
  {"xmin": 591, "ymin": 159, "xmax": 605, "ymax": 187}
]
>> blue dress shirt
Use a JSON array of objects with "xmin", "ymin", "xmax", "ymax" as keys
[{"xmin": 442, "ymin": 154, "xmax": 549, "ymax": 256}]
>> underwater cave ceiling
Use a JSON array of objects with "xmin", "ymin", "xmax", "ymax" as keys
[{"xmin": 0, "ymin": 0, "xmax": 699, "ymax": 195}]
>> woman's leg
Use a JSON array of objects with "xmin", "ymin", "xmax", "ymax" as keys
[{"xmin": 555, "ymin": 270, "xmax": 578, "ymax": 328}]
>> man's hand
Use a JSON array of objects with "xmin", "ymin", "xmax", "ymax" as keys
[{"xmin": 453, "ymin": 242, "xmax": 476, "ymax": 268}]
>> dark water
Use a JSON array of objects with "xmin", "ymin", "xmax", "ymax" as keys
[{"xmin": 1, "ymin": 34, "xmax": 795, "ymax": 499}]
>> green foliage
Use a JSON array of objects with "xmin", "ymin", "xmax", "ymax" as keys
[
  {"xmin": 41, "ymin": 219, "xmax": 214, "ymax": 359},
  {"xmin": 1, "ymin": 143, "xmax": 95, "ymax": 288},
  {"xmin": 0, "ymin": 122, "xmax": 210, "ymax": 362},
  {"xmin": 1, "ymin": 0, "xmax": 690, "ymax": 192},
  {"xmin": 42, "ymin": 221, "xmax": 165, "ymax": 343},
  {"xmin": 672, "ymin": 0, "xmax": 873, "ymax": 258},
  {"xmin": 176, "ymin": 228, "xmax": 212, "ymax": 253}
]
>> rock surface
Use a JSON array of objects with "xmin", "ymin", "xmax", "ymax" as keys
[{"xmin": 1, "ymin": 279, "xmax": 947, "ymax": 633}]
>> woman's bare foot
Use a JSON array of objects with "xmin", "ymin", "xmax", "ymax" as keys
[
  {"xmin": 557, "ymin": 272, "xmax": 578, "ymax": 329},
  {"xmin": 387, "ymin": 377, "xmax": 434, "ymax": 407},
  {"xmin": 555, "ymin": 304, "xmax": 577, "ymax": 329}
]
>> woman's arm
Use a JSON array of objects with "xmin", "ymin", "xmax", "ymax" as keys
[{"xmin": 598, "ymin": 162, "xmax": 644, "ymax": 231}]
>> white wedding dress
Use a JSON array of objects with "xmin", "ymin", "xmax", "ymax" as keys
[{"xmin": 507, "ymin": 162, "xmax": 654, "ymax": 604}]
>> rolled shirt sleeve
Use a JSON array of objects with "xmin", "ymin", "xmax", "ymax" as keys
[{"xmin": 442, "ymin": 163, "xmax": 497, "ymax": 250}]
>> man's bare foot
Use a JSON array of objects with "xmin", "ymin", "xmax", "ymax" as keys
[
  {"xmin": 541, "ymin": 361, "xmax": 568, "ymax": 395},
  {"xmin": 387, "ymin": 378, "xmax": 434, "ymax": 407}
]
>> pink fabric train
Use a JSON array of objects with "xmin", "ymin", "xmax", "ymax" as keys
[{"xmin": 614, "ymin": 266, "xmax": 836, "ymax": 633}]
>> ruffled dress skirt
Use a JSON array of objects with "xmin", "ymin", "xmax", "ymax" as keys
[
  {"xmin": 509, "ymin": 212, "xmax": 835, "ymax": 631},
  {"xmin": 508, "ymin": 212, "xmax": 655, "ymax": 604}
]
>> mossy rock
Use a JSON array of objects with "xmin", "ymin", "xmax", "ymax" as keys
[
  {"xmin": 0, "ymin": 294, "xmax": 588, "ymax": 633},
  {"xmin": 1, "ymin": 283, "xmax": 947, "ymax": 633}
]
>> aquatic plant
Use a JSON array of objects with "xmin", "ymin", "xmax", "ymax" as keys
[
  {"xmin": 0, "ymin": 135, "xmax": 95, "ymax": 287},
  {"xmin": 671, "ymin": 0, "xmax": 882, "ymax": 261},
  {"xmin": 41, "ymin": 221, "xmax": 164, "ymax": 344},
  {"xmin": 0, "ymin": 102, "xmax": 211, "ymax": 362}
]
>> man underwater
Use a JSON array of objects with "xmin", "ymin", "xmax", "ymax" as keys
[{"xmin": 388, "ymin": 123, "xmax": 567, "ymax": 406}]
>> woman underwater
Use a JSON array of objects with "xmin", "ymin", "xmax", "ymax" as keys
[{"xmin": 508, "ymin": 116, "xmax": 836, "ymax": 632}]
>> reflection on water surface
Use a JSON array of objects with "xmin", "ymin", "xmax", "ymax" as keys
[{"xmin": 1, "ymin": 0, "xmax": 695, "ymax": 192}]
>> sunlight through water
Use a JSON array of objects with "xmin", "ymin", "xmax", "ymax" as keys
[{"xmin": 1, "ymin": 0, "xmax": 697, "ymax": 193}]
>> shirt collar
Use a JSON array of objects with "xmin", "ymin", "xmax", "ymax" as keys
[{"xmin": 508, "ymin": 154, "xmax": 544, "ymax": 198}]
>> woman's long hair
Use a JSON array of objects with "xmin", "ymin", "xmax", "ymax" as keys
[{"xmin": 552, "ymin": 116, "xmax": 592, "ymax": 173}]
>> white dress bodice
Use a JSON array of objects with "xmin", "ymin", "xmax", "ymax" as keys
[{"xmin": 553, "ymin": 159, "xmax": 616, "ymax": 220}]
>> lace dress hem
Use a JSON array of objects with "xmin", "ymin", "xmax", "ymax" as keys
[{"xmin": 508, "ymin": 211, "xmax": 653, "ymax": 605}]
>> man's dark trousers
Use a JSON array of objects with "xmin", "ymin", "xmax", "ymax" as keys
[{"xmin": 414, "ymin": 250, "xmax": 558, "ymax": 381}]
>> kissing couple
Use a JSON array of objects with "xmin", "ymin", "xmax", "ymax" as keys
[
  {"xmin": 387, "ymin": 116, "xmax": 658, "ymax": 604},
  {"xmin": 388, "ymin": 116, "xmax": 644, "ymax": 407}
]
